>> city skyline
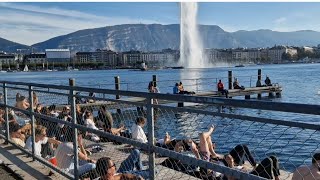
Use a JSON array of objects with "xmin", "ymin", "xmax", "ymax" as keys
[{"xmin": 1, "ymin": 2, "xmax": 320, "ymax": 45}]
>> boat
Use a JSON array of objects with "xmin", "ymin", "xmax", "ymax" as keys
[
  {"xmin": 235, "ymin": 64, "xmax": 245, "ymax": 67},
  {"xmin": 171, "ymin": 66, "xmax": 184, "ymax": 69},
  {"xmin": 23, "ymin": 65, "xmax": 29, "ymax": 72}
]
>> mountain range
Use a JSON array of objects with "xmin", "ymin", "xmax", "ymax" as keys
[{"xmin": 1, "ymin": 24, "xmax": 320, "ymax": 53}]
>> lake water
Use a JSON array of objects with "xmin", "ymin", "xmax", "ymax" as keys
[{"xmin": 1, "ymin": 63, "xmax": 320, "ymax": 172}]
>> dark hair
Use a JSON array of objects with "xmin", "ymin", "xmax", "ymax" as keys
[
  {"xmin": 8, "ymin": 114, "xmax": 15, "ymax": 121},
  {"xmin": 179, "ymin": 81, "xmax": 182, "ymax": 85},
  {"xmin": 96, "ymin": 157, "xmax": 112, "ymax": 176},
  {"xmin": 148, "ymin": 81, "xmax": 153, "ymax": 90},
  {"xmin": 9, "ymin": 122, "xmax": 20, "ymax": 133},
  {"xmin": 175, "ymin": 83, "xmax": 179, "ymax": 86},
  {"xmin": 48, "ymin": 104, "xmax": 56, "ymax": 111},
  {"xmin": 312, "ymin": 152, "xmax": 320, "ymax": 164},
  {"xmin": 136, "ymin": 117, "xmax": 146, "ymax": 125}
]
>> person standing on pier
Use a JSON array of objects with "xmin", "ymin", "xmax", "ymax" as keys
[{"xmin": 217, "ymin": 80, "xmax": 229, "ymax": 98}]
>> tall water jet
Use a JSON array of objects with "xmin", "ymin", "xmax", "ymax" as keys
[{"xmin": 179, "ymin": 2, "xmax": 206, "ymax": 68}]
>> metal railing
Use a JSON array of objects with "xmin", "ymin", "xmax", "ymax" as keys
[{"xmin": 0, "ymin": 80, "xmax": 319, "ymax": 180}]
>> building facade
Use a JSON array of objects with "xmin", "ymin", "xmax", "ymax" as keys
[
  {"xmin": 25, "ymin": 53, "xmax": 46, "ymax": 64},
  {"xmin": 45, "ymin": 49, "xmax": 71, "ymax": 63}
]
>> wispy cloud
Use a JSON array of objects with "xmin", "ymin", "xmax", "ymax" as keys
[
  {"xmin": 0, "ymin": 3, "xmax": 160, "ymax": 45},
  {"xmin": 273, "ymin": 17, "xmax": 287, "ymax": 24}
]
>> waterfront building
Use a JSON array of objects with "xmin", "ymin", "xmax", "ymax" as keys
[
  {"xmin": 75, "ymin": 52, "xmax": 95, "ymax": 63},
  {"xmin": 0, "ymin": 53, "xmax": 16, "ymax": 65},
  {"xmin": 94, "ymin": 49, "xmax": 118, "ymax": 67},
  {"xmin": 303, "ymin": 46, "xmax": 314, "ymax": 53},
  {"xmin": 25, "ymin": 53, "xmax": 46, "ymax": 64},
  {"xmin": 45, "ymin": 49, "xmax": 71, "ymax": 63},
  {"xmin": 121, "ymin": 50, "xmax": 141, "ymax": 67},
  {"xmin": 232, "ymin": 48, "xmax": 249, "ymax": 62},
  {"xmin": 248, "ymin": 49, "xmax": 261, "ymax": 63}
]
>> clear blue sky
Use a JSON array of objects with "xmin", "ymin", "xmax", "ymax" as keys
[{"xmin": 1, "ymin": 2, "xmax": 320, "ymax": 45}]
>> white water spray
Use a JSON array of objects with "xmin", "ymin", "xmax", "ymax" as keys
[{"xmin": 179, "ymin": 2, "xmax": 206, "ymax": 68}]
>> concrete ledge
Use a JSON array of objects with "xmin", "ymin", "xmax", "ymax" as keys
[{"xmin": 0, "ymin": 139, "xmax": 67, "ymax": 180}]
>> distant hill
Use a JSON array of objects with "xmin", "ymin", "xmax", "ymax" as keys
[
  {"xmin": 2, "ymin": 24, "xmax": 320, "ymax": 53},
  {"xmin": 0, "ymin": 37, "xmax": 30, "ymax": 53}
]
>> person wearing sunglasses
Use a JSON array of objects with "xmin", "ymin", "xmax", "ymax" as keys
[{"xmin": 96, "ymin": 156, "xmax": 144, "ymax": 180}]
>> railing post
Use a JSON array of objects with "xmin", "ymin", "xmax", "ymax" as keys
[
  {"xmin": 3, "ymin": 83, "xmax": 9, "ymax": 144},
  {"xmin": 114, "ymin": 76, "xmax": 121, "ymax": 114},
  {"xmin": 152, "ymin": 75, "xmax": 157, "ymax": 87},
  {"xmin": 258, "ymin": 69, "xmax": 262, "ymax": 99},
  {"xmin": 146, "ymin": 96, "xmax": 155, "ymax": 180},
  {"xmin": 228, "ymin": 70, "xmax": 233, "ymax": 90},
  {"xmin": 69, "ymin": 78, "xmax": 79, "ymax": 180},
  {"xmin": 28, "ymin": 85, "xmax": 36, "ymax": 161}
]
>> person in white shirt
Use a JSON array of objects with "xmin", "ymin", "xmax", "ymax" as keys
[
  {"xmin": 25, "ymin": 125, "xmax": 61, "ymax": 157},
  {"xmin": 292, "ymin": 152, "xmax": 320, "ymax": 180},
  {"xmin": 131, "ymin": 117, "xmax": 148, "ymax": 143},
  {"xmin": 84, "ymin": 111, "xmax": 100, "ymax": 141}
]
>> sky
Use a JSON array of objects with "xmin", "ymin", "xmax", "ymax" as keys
[{"xmin": 1, "ymin": 2, "xmax": 320, "ymax": 45}]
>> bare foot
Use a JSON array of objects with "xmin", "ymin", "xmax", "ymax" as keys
[{"xmin": 209, "ymin": 124, "xmax": 215, "ymax": 133}]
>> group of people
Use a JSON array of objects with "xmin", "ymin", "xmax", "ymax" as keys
[
  {"xmin": 216, "ymin": 75, "xmax": 273, "ymax": 98},
  {"xmin": 2, "ymin": 90, "xmax": 320, "ymax": 180},
  {"xmin": 173, "ymin": 82, "xmax": 195, "ymax": 95}
]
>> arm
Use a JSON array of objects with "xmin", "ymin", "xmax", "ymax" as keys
[
  {"xmin": 48, "ymin": 138, "xmax": 61, "ymax": 146},
  {"xmin": 191, "ymin": 143, "xmax": 200, "ymax": 159}
]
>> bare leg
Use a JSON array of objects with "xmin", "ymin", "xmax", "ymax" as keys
[{"xmin": 199, "ymin": 126, "xmax": 214, "ymax": 154}]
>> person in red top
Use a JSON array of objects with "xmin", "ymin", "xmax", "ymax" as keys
[{"xmin": 217, "ymin": 80, "xmax": 228, "ymax": 98}]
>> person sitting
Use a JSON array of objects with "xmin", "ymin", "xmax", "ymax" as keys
[
  {"xmin": 131, "ymin": 117, "xmax": 148, "ymax": 143},
  {"xmin": 9, "ymin": 122, "xmax": 26, "ymax": 147},
  {"xmin": 96, "ymin": 156, "xmax": 144, "ymax": 180},
  {"xmin": 178, "ymin": 82, "xmax": 195, "ymax": 95},
  {"xmin": 15, "ymin": 95, "xmax": 30, "ymax": 110},
  {"xmin": 24, "ymin": 125, "xmax": 61, "ymax": 158},
  {"xmin": 292, "ymin": 152, "xmax": 320, "ymax": 180},
  {"xmin": 233, "ymin": 78, "xmax": 245, "ymax": 90},
  {"xmin": 265, "ymin": 76, "xmax": 272, "ymax": 86},
  {"xmin": 84, "ymin": 111, "xmax": 100, "ymax": 142},
  {"xmin": 217, "ymin": 80, "xmax": 229, "ymax": 98},
  {"xmin": 218, "ymin": 154, "xmax": 280, "ymax": 180},
  {"xmin": 87, "ymin": 92, "xmax": 96, "ymax": 103},
  {"xmin": 173, "ymin": 83, "xmax": 180, "ymax": 94},
  {"xmin": 54, "ymin": 131, "xmax": 96, "ymax": 176},
  {"xmin": 32, "ymin": 91, "xmax": 39, "ymax": 108},
  {"xmin": 96, "ymin": 106, "xmax": 113, "ymax": 130}
]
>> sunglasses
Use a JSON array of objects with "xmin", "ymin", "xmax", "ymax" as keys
[{"xmin": 109, "ymin": 163, "xmax": 116, "ymax": 169}]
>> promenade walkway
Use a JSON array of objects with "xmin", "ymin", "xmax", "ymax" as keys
[{"xmin": 0, "ymin": 139, "xmax": 66, "ymax": 180}]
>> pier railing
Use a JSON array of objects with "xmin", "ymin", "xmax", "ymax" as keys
[{"xmin": 0, "ymin": 80, "xmax": 319, "ymax": 180}]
